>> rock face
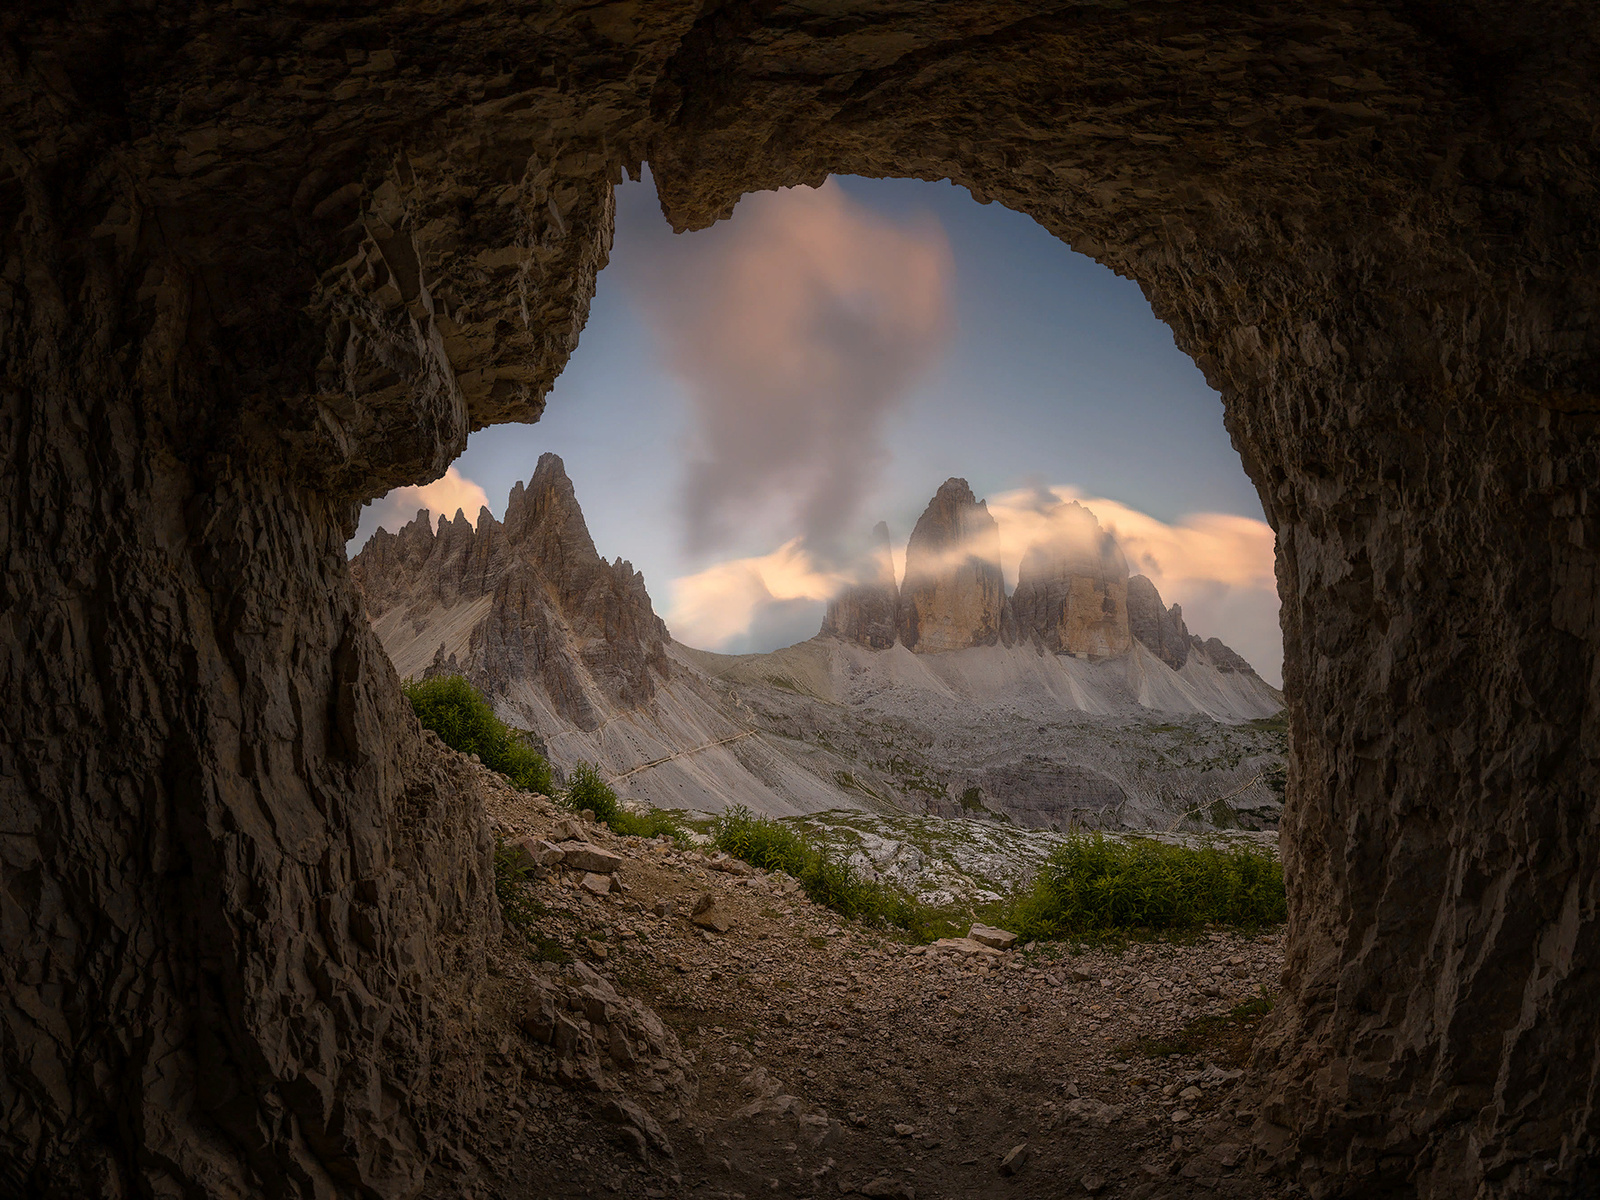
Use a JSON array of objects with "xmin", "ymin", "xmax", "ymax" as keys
[
  {"xmin": 6, "ymin": 4, "xmax": 1599, "ymax": 1198},
  {"xmin": 821, "ymin": 522, "xmax": 900, "ymax": 649},
  {"xmin": 1007, "ymin": 501, "xmax": 1132, "ymax": 657},
  {"xmin": 896, "ymin": 479, "xmax": 1006, "ymax": 653},
  {"xmin": 352, "ymin": 453, "xmax": 670, "ymax": 731},
  {"xmin": 1126, "ymin": 575, "xmax": 1192, "ymax": 672}
]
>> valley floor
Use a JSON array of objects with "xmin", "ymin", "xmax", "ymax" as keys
[{"xmin": 431, "ymin": 766, "xmax": 1297, "ymax": 1200}]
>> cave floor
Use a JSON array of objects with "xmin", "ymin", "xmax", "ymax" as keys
[{"xmin": 430, "ymin": 771, "xmax": 1292, "ymax": 1200}]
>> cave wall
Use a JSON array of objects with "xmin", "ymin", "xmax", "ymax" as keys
[{"xmin": 2, "ymin": 2, "xmax": 1597, "ymax": 1196}]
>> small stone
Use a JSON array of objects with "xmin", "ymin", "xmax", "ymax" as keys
[
  {"xmin": 552, "ymin": 818, "xmax": 587, "ymax": 841},
  {"xmin": 653, "ymin": 898, "xmax": 676, "ymax": 918},
  {"xmin": 690, "ymin": 893, "xmax": 732, "ymax": 933},
  {"xmin": 1179, "ymin": 1085, "xmax": 1203, "ymax": 1103},
  {"xmin": 1170, "ymin": 1109, "xmax": 1192, "ymax": 1123},
  {"xmin": 563, "ymin": 842, "xmax": 625, "ymax": 873},
  {"xmin": 968, "ymin": 923, "xmax": 1018, "ymax": 950},
  {"xmin": 581, "ymin": 873, "xmax": 612, "ymax": 896},
  {"xmin": 999, "ymin": 1143, "xmax": 1029, "ymax": 1176},
  {"xmin": 1081, "ymin": 1173, "xmax": 1106, "ymax": 1194},
  {"xmin": 893, "ymin": 1123, "xmax": 916, "ymax": 1136}
]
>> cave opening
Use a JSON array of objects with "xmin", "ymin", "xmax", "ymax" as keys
[{"xmin": 3, "ymin": 4, "xmax": 1597, "ymax": 1199}]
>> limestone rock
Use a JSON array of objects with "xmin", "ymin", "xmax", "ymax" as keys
[
  {"xmin": 897, "ymin": 479, "xmax": 1005, "ymax": 653},
  {"xmin": 352, "ymin": 454, "xmax": 671, "ymax": 732},
  {"xmin": 999, "ymin": 1142, "xmax": 1030, "ymax": 1175},
  {"xmin": 562, "ymin": 843, "xmax": 625, "ymax": 874},
  {"xmin": 579, "ymin": 872, "xmax": 612, "ymax": 896},
  {"xmin": 967, "ymin": 923, "xmax": 1019, "ymax": 950},
  {"xmin": 1007, "ymin": 501, "xmax": 1131, "ymax": 657},
  {"xmin": 690, "ymin": 893, "xmax": 734, "ymax": 933},
  {"xmin": 8, "ymin": 4, "xmax": 1599, "ymax": 1197},
  {"xmin": 821, "ymin": 521, "xmax": 900, "ymax": 648},
  {"xmin": 1126, "ymin": 575, "xmax": 1192, "ymax": 671}
]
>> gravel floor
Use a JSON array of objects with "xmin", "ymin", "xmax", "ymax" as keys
[{"xmin": 428, "ymin": 772, "xmax": 1297, "ymax": 1200}]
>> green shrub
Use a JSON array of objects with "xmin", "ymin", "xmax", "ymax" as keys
[
  {"xmin": 608, "ymin": 806, "xmax": 691, "ymax": 844},
  {"xmin": 560, "ymin": 760, "xmax": 621, "ymax": 825},
  {"xmin": 403, "ymin": 675, "xmax": 554, "ymax": 795},
  {"xmin": 1005, "ymin": 834, "xmax": 1286, "ymax": 940},
  {"xmin": 493, "ymin": 837, "xmax": 544, "ymax": 930},
  {"xmin": 710, "ymin": 804, "xmax": 925, "ymax": 932}
]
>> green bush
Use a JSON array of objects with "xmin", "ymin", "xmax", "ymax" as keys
[
  {"xmin": 710, "ymin": 804, "xmax": 925, "ymax": 931},
  {"xmin": 1005, "ymin": 834, "xmax": 1286, "ymax": 940},
  {"xmin": 560, "ymin": 760, "xmax": 621, "ymax": 825},
  {"xmin": 608, "ymin": 806, "xmax": 690, "ymax": 844},
  {"xmin": 403, "ymin": 675, "xmax": 554, "ymax": 795},
  {"xmin": 492, "ymin": 837, "xmax": 544, "ymax": 930}
]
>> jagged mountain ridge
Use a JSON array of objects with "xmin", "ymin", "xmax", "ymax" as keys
[
  {"xmin": 353, "ymin": 462, "xmax": 1283, "ymax": 826},
  {"xmin": 352, "ymin": 453, "xmax": 670, "ymax": 731}
]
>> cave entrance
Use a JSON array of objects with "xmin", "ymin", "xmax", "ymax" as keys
[
  {"xmin": 7, "ymin": 4, "xmax": 1595, "ymax": 1198},
  {"xmin": 351, "ymin": 166, "xmax": 1289, "ymax": 835}
]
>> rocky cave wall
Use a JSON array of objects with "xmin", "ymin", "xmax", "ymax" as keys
[{"xmin": 2, "ymin": 2, "xmax": 1598, "ymax": 1197}]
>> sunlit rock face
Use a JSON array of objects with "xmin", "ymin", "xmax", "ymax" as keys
[
  {"xmin": 1126, "ymin": 575, "xmax": 1192, "ymax": 672},
  {"xmin": 897, "ymin": 479, "xmax": 1006, "ymax": 653},
  {"xmin": 821, "ymin": 521, "xmax": 900, "ymax": 649},
  {"xmin": 352, "ymin": 454, "xmax": 670, "ymax": 731},
  {"xmin": 5, "ymin": 2, "xmax": 1598, "ymax": 1197},
  {"xmin": 1008, "ymin": 500, "xmax": 1132, "ymax": 657}
]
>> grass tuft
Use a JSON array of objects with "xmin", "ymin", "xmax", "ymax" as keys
[
  {"xmin": 403, "ymin": 675, "xmax": 554, "ymax": 795},
  {"xmin": 557, "ymin": 761, "xmax": 690, "ymax": 844},
  {"xmin": 710, "ymin": 804, "xmax": 936, "ymax": 935},
  {"xmin": 1004, "ymin": 833, "xmax": 1285, "ymax": 941}
]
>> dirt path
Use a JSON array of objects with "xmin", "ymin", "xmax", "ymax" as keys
[
  {"xmin": 608, "ymin": 730, "xmax": 760, "ymax": 783},
  {"xmin": 435, "ymin": 775, "xmax": 1293, "ymax": 1200}
]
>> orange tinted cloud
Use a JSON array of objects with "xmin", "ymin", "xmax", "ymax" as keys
[
  {"xmin": 360, "ymin": 466, "xmax": 491, "ymax": 536},
  {"xmin": 628, "ymin": 178, "xmax": 952, "ymax": 556}
]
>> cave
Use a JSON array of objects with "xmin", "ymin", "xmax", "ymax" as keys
[{"xmin": 2, "ymin": 3, "xmax": 1597, "ymax": 1197}]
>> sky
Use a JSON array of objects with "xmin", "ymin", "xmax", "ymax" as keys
[{"xmin": 351, "ymin": 171, "xmax": 1283, "ymax": 685}]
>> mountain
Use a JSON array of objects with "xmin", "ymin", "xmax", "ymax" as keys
[
  {"xmin": 353, "ymin": 463, "xmax": 1286, "ymax": 831},
  {"xmin": 820, "ymin": 521, "xmax": 899, "ymax": 649},
  {"xmin": 897, "ymin": 479, "xmax": 1005, "ymax": 652},
  {"xmin": 351, "ymin": 453, "xmax": 670, "ymax": 732},
  {"xmin": 816, "ymin": 477, "xmax": 1270, "ymax": 692}
]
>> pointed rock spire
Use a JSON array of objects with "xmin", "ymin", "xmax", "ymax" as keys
[
  {"xmin": 821, "ymin": 521, "xmax": 900, "ymax": 649},
  {"xmin": 897, "ymin": 478, "xmax": 1005, "ymax": 653}
]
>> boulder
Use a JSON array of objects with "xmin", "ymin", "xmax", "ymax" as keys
[
  {"xmin": 690, "ymin": 893, "xmax": 733, "ymax": 933},
  {"xmin": 562, "ymin": 843, "xmax": 624, "ymax": 873},
  {"xmin": 968, "ymin": 923, "xmax": 1018, "ymax": 950}
]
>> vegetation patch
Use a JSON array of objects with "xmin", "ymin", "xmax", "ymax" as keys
[
  {"xmin": 403, "ymin": 674, "xmax": 554, "ymax": 794},
  {"xmin": 1004, "ymin": 833, "xmax": 1286, "ymax": 941},
  {"xmin": 557, "ymin": 760, "xmax": 690, "ymax": 844},
  {"xmin": 492, "ymin": 836, "xmax": 548, "ymax": 934},
  {"xmin": 710, "ymin": 804, "xmax": 942, "ymax": 936}
]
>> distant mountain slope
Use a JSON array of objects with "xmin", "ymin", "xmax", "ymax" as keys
[{"xmin": 352, "ymin": 462, "xmax": 1285, "ymax": 829}]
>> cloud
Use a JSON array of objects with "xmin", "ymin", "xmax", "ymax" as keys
[
  {"xmin": 986, "ymin": 486, "xmax": 1281, "ymax": 685},
  {"xmin": 671, "ymin": 486, "xmax": 1282, "ymax": 685},
  {"xmin": 625, "ymin": 178, "xmax": 952, "ymax": 557},
  {"xmin": 348, "ymin": 466, "xmax": 491, "ymax": 550},
  {"xmin": 665, "ymin": 539, "xmax": 851, "ymax": 653}
]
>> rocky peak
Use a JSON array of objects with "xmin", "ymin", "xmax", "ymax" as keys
[
  {"xmin": 897, "ymin": 478, "xmax": 1005, "ymax": 653},
  {"xmin": 1126, "ymin": 574, "xmax": 1191, "ymax": 671},
  {"xmin": 1007, "ymin": 501, "xmax": 1131, "ymax": 657},
  {"xmin": 351, "ymin": 455, "xmax": 670, "ymax": 728},
  {"xmin": 821, "ymin": 521, "xmax": 900, "ymax": 649}
]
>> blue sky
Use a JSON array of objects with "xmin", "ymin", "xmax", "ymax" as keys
[{"xmin": 353, "ymin": 171, "xmax": 1282, "ymax": 683}]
